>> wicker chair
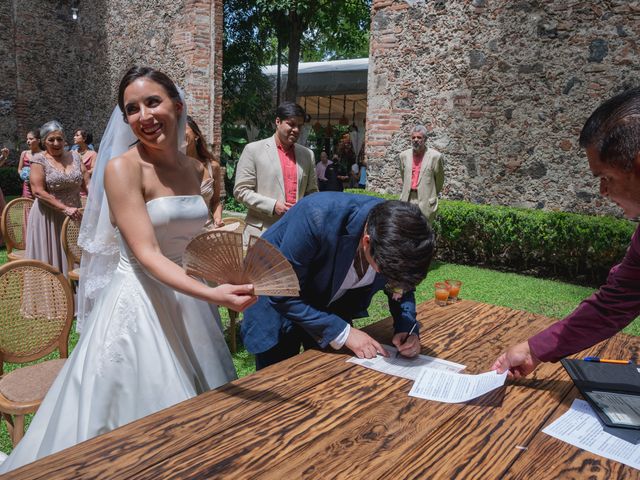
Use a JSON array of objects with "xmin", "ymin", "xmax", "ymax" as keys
[
  {"xmin": 0, "ymin": 198, "xmax": 34, "ymax": 262},
  {"xmin": 219, "ymin": 217, "xmax": 246, "ymax": 353},
  {"xmin": 220, "ymin": 216, "xmax": 246, "ymax": 234},
  {"xmin": 61, "ymin": 212, "xmax": 83, "ymax": 284},
  {"xmin": 0, "ymin": 259, "xmax": 74, "ymax": 446}
]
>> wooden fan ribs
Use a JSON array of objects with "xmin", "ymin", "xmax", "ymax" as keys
[{"xmin": 183, "ymin": 232, "xmax": 299, "ymax": 296}]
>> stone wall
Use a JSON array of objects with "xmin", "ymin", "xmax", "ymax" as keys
[
  {"xmin": 0, "ymin": 2, "xmax": 19, "ymax": 154},
  {"xmin": 0, "ymin": 0, "xmax": 222, "ymax": 162},
  {"xmin": 367, "ymin": 0, "xmax": 640, "ymax": 216}
]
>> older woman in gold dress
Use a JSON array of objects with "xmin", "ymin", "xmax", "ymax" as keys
[{"xmin": 26, "ymin": 121, "xmax": 90, "ymax": 275}]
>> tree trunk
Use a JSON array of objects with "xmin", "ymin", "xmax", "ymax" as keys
[{"xmin": 283, "ymin": 9, "xmax": 303, "ymax": 102}]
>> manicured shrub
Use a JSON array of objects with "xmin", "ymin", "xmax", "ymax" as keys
[
  {"xmin": 344, "ymin": 189, "xmax": 635, "ymax": 286},
  {"xmin": 224, "ymin": 195, "xmax": 248, "ymax": 213}
]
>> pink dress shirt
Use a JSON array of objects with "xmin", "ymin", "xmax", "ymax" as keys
[
  {"xmin": 411, "ymin": 153, "xmax": 423, "ymax": 190},
  {"xmin": 277, "ymin": 142, "xmax": 298, "ymax": 205}
]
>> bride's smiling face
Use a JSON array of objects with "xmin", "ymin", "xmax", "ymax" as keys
[{"xmin": 123, "ymin": 78, "xmax": 183, "ymax": 147}]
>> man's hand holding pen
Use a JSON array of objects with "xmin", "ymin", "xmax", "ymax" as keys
[{"xmin": 393, "ymin": 323, "xmax": 420, "ymax": 358}]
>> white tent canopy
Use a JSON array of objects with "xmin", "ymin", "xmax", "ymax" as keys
[
  {"xmin": 262, "ymin": 58, "xmax": 368, "ymax": 123},
  {"xmin": 262, "ymin": 58, "xmax": 368, "ymax": 96}
]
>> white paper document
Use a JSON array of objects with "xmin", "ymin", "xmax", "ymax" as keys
[
  {"xmin": 347, "ymin": 345, "xmax": 465, "ymax": 380},
  {"xmin": 408, "ymin": 368, "xmax": 507, "ymax": 403},
  {"xmin": 543, "ymin": 399, "xmax": 640, "ymax": 470}
]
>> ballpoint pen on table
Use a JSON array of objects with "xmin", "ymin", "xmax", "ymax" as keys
[
  {"xmin": 583, "ymin": 356, "xmax": 632, "ymax": 364},
  {"xmin": 396, "ymin": 322, "xmax": 418, "ymax": 358}
]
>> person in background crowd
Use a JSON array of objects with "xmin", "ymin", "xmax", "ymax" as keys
[
  {"xmin": 186, "ymin": 116, "xmax": 224, "ymax": 228},
  {"xmin": 399, "ymin": 124, "xmax": 444, "ymax": 224},
  {"xmin": 315, "ymin": 150, "xmax": 332, "ymax": 192},
  {"xmin": 349, "ymin": 159, "xmax": 360, "ymax": 188},
  {"xmin": 18, "ymin": 129, "xmax": 42, "ymax": 198},
  {"xmin": 325, "ymin": 154, "xmax": 347, "ymax": 192},
  {"xmin": 357, "ymin": 157, "xmax": 367, "ymax": 189},
  {"xmin": 73, "ymin": 128, "xmax": 97, "ymax": 177},
  {"xmin": 0, "ymin": 148, "xmax": 7, "ymax": 215},
  {"xmin": 234, "ymin": 101, "xmax": 318, "ymax": 245},
  {"xmin": 493, "ymin": 87, "xmax": 640, "ymax": 378},
  {"xmin": 25, "ymin": 121, "xmax": 89, "ymax": 276}
]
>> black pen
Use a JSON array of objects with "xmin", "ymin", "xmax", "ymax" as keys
[{"xmin": 396, "ymin": 322, "xmax": 418, "ymax": 358}]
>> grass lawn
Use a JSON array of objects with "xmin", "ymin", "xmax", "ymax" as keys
[{"xmin": 1, "ymin": 247, "xmax": 638, "ymax": 455}]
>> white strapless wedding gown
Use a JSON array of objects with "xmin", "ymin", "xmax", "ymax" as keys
[{"xmin": 0, "ymin": 195, "xmax": 236, "ymax": 473}]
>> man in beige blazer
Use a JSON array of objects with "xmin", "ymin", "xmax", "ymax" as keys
[
  {"xmin": 234, "ymin": 102, "xmax": 318, "ymax": 244},
  {"xmin": 399, "ymin": 125, "xmax": 444, "ymax": 223}
]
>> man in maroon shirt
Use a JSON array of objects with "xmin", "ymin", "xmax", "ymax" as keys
[{"xmin": 493, "ymin": 87, "xmax": 640, "ymax": 378}]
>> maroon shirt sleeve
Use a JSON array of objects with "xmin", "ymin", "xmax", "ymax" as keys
[{"xmin": 529, "ymin": 225, "xmax": 640, "ymax": 362}]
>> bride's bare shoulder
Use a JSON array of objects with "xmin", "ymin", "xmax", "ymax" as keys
[{"xmin": 105, "ymin": 148, "xmax": 143, "ymax": 179}]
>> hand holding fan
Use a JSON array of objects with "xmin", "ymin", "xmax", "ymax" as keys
[{"xmin": 183, "ymin": 231, "xmax": 300, "ymax": 296}]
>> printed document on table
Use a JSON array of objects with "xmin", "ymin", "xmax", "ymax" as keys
[
  {"xmin": 347, "ymin": 345, "xmax": 465, "ymax": 380},
  {"xmin": 409, "ymin": 369, "xmax": 507, "ymax": 403},
  {"xmin": 543, "ymin": 399, "xmax": 640, "ymax": 470}
]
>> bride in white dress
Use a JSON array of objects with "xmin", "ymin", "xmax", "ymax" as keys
[{"xmin": 0, "ymin": 67, "xmax": 257, "ymax": 473}]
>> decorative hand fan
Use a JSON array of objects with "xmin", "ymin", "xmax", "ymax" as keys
[{"xmin": 183, "ymin": 231, "xmax": 300, "ymax": 296}]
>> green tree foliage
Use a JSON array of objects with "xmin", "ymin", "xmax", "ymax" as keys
[
  {"xmin": 223, "ymin": 0, "xmax": 371, "ymax": 126},
  {"xmin": 222, "ymin": 0, "xmax": 371, "ymax": 188}
]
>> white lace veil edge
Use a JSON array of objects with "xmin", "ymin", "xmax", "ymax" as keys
[{"xmin": 76, "ymin": 90, "xmax": 188, "ymax": 333}]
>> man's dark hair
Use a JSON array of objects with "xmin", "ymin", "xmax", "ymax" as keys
[
  {"xmin": 579, "ymin": 86, "xmax": 640, "ymax": 171},
  {"xmin": 366, "ymin": 201, "xmax": 435, "ymax": 291},
  {"xmin": 275, "ymin": 102, "xmax": 306, "ymax": 121}
]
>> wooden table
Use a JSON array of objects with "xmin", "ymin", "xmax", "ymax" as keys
[{"xmin": 4, "ymin": 300, "xmax": 640, "ymax": 479}]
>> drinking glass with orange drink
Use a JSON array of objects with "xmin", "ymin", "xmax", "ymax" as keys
[
  {"xmin": 434, "ymin": 282, "xmax": 450, "ymax": 306},
  {"xmin": 445, "ymin": 279, "xmax": 462, "ymax": 303}
]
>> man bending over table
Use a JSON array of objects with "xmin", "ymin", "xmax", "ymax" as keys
[
  {"xmin": 493, "ymin": 87, "xmax": 640, "ymax": 378},
  {"xmin": 241, "ymin": 192, "xmax": 435, "ymax": 370}
]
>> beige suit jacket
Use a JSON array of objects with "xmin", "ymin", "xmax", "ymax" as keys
[
  {"xmin": 234, "ymin": 135, "xmax": 318, "ymax": 232},
  {"xmin": 398, "ymin": 147, "xmax": 444, "ymax": 222}
]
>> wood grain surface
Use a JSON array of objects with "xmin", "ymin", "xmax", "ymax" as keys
[{"xmin": 3, "ymin": 300, "xmax": 638, "ymax": 480}]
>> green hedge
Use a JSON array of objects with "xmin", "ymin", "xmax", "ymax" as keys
[
  {"xmin": 344, "ymin": 189, "xmax": 635, "ymax": 286},
  {"xmin": 224, "ymin": 196, "xmax": 248, "ymax": 213},
  {"xmin": 0, "ymin": 167, "xmax": 21, "ymax": 196}
]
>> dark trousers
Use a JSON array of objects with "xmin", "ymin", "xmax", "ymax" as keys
[{"xmin": 255, "ymin": 324, "xmax": 320, "ymax": 370}]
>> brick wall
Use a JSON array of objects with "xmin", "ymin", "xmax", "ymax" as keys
[
  {"xmin": 367, "ymin": 0, "xmax": 640, "ymax": 216},
  {"xmin": 0, "ymin": 0, "xmax": 222, "ymax": 160}
]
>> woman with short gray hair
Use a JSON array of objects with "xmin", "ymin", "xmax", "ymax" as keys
[{"xmin": 25, "ymin": 120, "xmax": 89, "ymax": 276}]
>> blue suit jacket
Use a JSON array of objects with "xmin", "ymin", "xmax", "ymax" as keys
[{"xmin": 241, "ymin": 192, "xmax": 419, "ymax": 354}]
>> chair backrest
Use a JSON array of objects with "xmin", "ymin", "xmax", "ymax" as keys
[
  {"xmin": 61, "ymin": 211, "xmax": 83, "ymax": 271},
  {"xmin": 0, "ymin": 259, "xmax": 74, "ymax": 375},
  {"xmin": 0, "ymin": 198, "xmax": 34, "ymax": 254},
  {"xmin": 221, "ymin": 216, "xmax": 246, "ymax": 234}
]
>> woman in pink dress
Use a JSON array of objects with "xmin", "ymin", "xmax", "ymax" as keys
[
  {"xmin": 73, "ymin": 128, "xmax": 97, "ymax": 176},
  {"xmin": 18, "ymin": 129, "xmax": 42, "ymax": 198},
  {"xmin": 74, "ymin": 128, "xmax": 97, "ymax": 199}
]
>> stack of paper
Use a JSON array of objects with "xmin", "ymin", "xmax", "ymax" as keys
[{"xmin": 348, "ymin": 345, "xmax": 507, "ymax": 403}]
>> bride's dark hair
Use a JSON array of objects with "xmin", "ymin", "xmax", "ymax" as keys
[{"xmin": 117, "ymin": 66, "xmax": 182, "ymax": 123}]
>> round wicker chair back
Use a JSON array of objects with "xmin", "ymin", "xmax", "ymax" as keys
[
  {"xmin": 0, "ymin": 198, "xmax": 34, "ymax": 253},
  {"xmin": 221, "ymin": 216, "xmax": 246, "ymax": 234},
  {"xmin": 62, "ymin": 211, "xmax": 83, "ymax": 266},
  {"xmin": 0, "ymin": 260, "xmax": 74, "ymax": 371}
]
